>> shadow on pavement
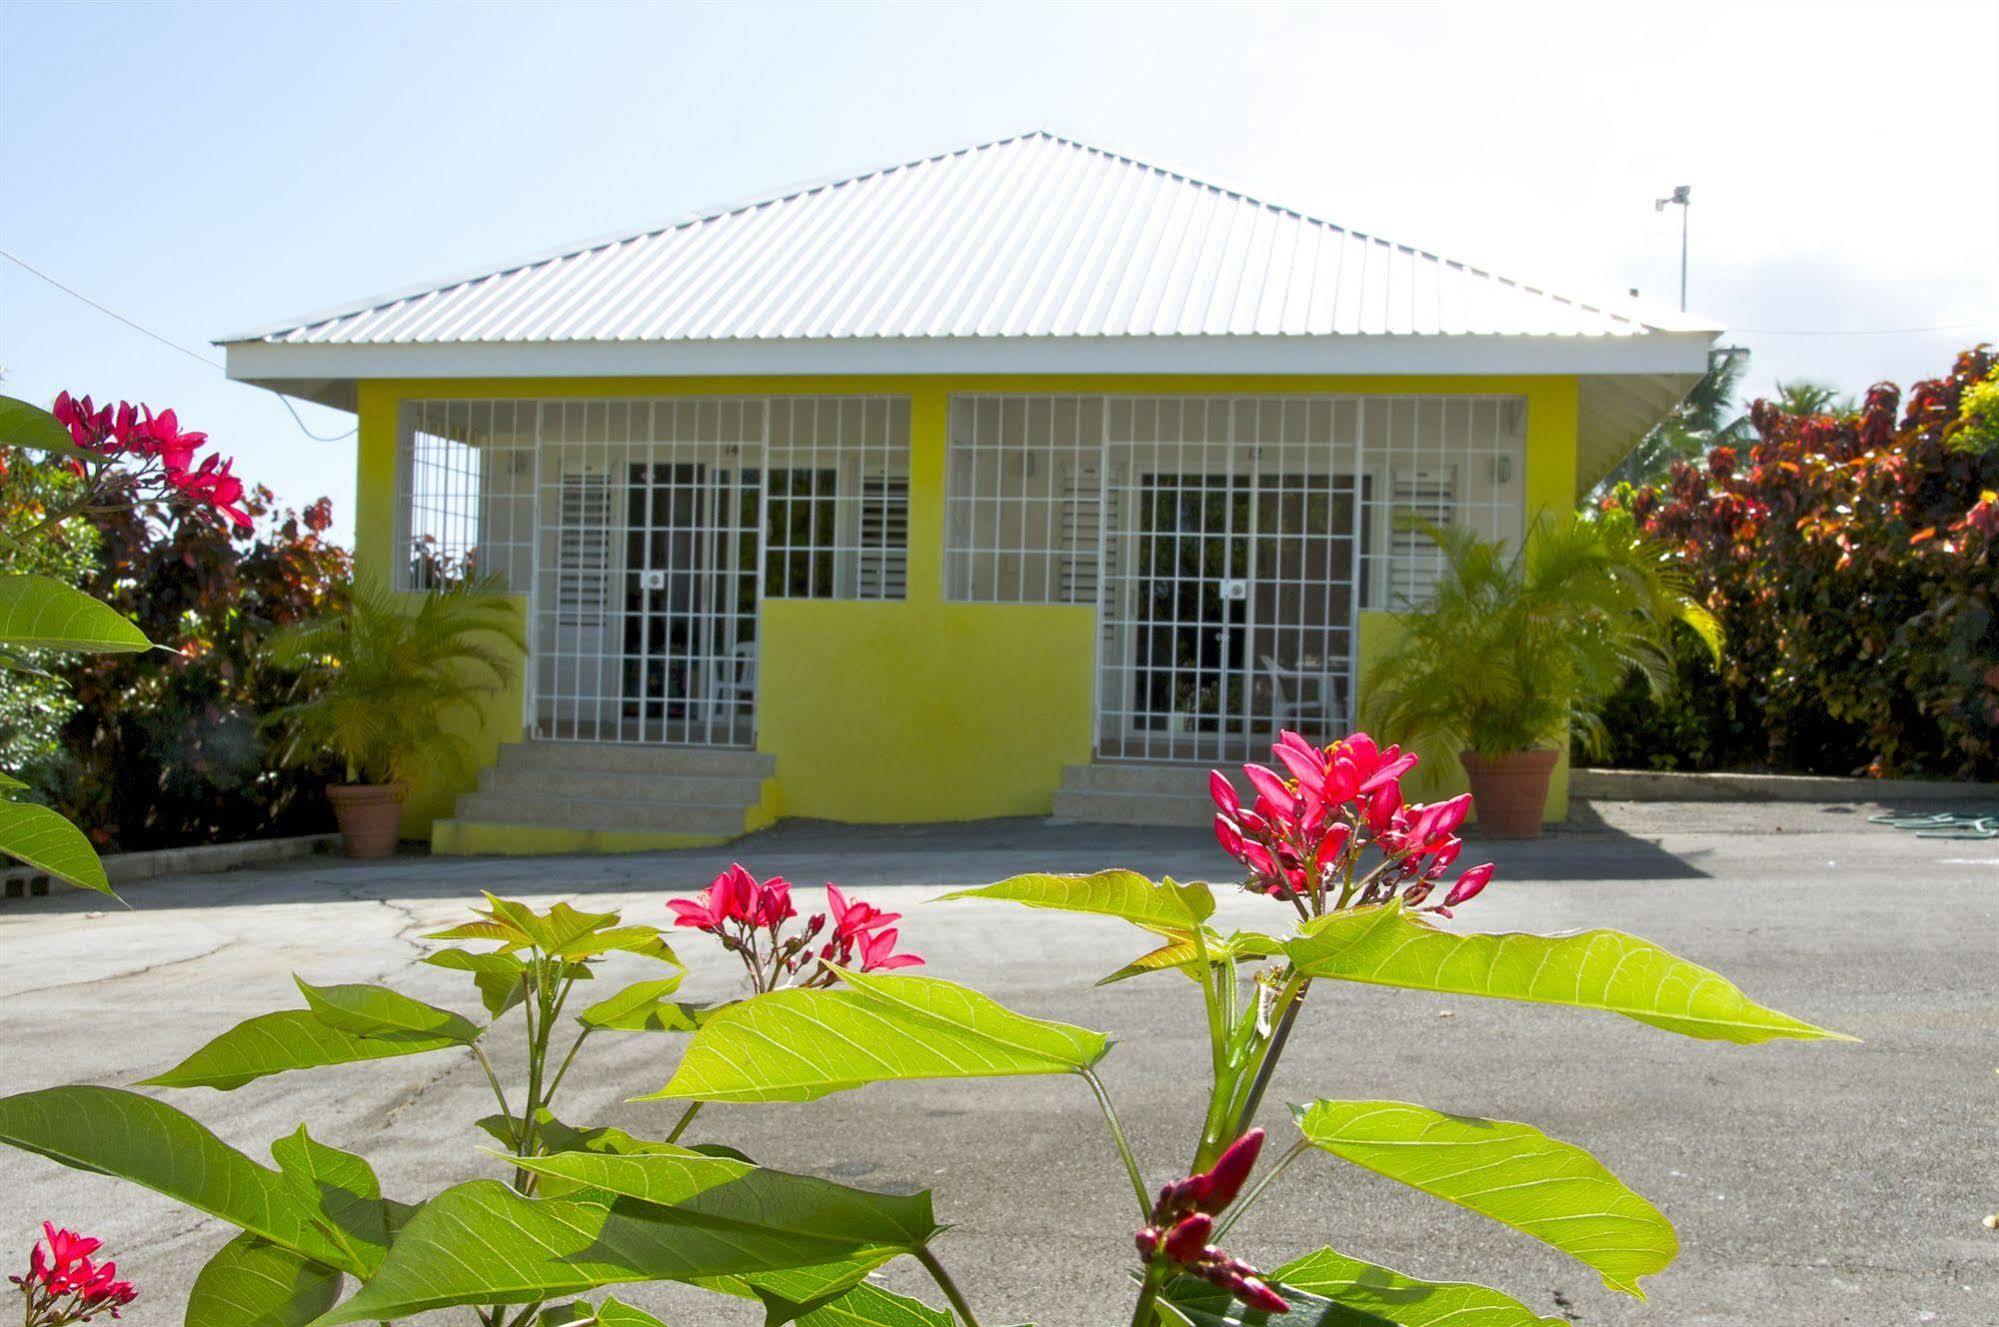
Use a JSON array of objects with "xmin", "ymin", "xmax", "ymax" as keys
[{"xmin": 2, "ymin": 802, "xmax": 1709, "ymax": 918}]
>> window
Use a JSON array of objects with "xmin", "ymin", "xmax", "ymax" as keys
[
  {"xmin": 944, "ymin": 395, "xmax": 1106, "ymax": 603},
  {"xmin": 394, "ymin": 400, "xmax": 535, "ymax": 592},
  {"xmin": 763, "ymin": 397, "xmax": 911, "ymax": 601}
]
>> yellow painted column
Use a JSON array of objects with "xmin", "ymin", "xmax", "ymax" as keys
[
  {"xmin": 904, "ymin": 383, "xmax": 948, "ymax": 605},
  {"xmin": 353, "ymin": 382, "xmax": 400, "ymax": 576}
]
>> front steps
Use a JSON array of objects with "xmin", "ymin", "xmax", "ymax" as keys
[
  {"xmin": 1051, "ymin": 761, "xmax": 1250, "ymax": 828},
  {"xmin": 432, "ymin": 742, "xmax": 779, "ymax": 856}
]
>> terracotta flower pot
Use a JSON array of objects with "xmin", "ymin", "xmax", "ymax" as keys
[
  {"xmin": 1459, "ymin": 749, "xmax": 1559, "ymax": 839},
  {"xmin": 325, "ymin": 782, "xmax": 409, "ymax": 859}
]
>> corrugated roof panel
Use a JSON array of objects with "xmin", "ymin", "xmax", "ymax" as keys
[{"xmin": 230, "ymin": 132, "xmax": 1688, "ymax": 347}]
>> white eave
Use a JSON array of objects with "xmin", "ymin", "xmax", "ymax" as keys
[{"xmin": 220, "ymin": 130, "xmax": 1720, "ymax": 490}]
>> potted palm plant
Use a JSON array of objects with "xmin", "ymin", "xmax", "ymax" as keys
[
  {"xmin": 269, "ymin": 578, "xmax": 523, "ymax": 858},
  {"xmin": 1364, "ymin": 513, "xmax": 1720, "ymax": 838}
]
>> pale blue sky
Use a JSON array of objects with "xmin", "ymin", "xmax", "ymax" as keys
[{"xmin": 4, "ymin": 0, "xmax": 1994, "ymax": 543}]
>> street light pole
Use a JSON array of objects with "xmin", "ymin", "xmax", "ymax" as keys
[{"xmin": 1655, "ymin": 185, "xmax": 1691, "ymax": 312}]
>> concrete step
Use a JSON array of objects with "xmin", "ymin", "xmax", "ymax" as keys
[
  {"xmin": 1059, "ymin": 761, "xmax": 1249, "ymax": 797},
  {"xmin": 493, "ymin": 741, "xmax": 775, "ymax": 778},
  {"xmin": 1050, "ymin": 761, "xmax": 1258, "ymax": 826},
  {"xmin": 453, "ymin": 793, "xmax": 752, "ymax": 836},
  {"xmin": 477, "ymin": 766, "xmax": 768, "ymax": 803},
  {"xmin": 1050, "ymin": 787, "xmax": 1214, "ymax": 828}
]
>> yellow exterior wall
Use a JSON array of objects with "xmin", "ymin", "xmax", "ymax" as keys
[{"xmin": 353, "ymin": 373, "xmax": 1580, "ymax": 836}]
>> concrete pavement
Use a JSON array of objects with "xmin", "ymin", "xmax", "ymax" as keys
[{"xmin": 1, "ymin": 800, "xmax": 1993, "ymax": 1326}]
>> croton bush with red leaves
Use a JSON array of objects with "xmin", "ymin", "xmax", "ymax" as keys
[
  {"xmin": 0, "ymin": 390, "xmax": 352, "ymax": 856},
  {"xmin": 46, "ymin": 484, "xmax": 353, "ymax": 850},
  {"xmin": 1594, "ymin": 346, "xmax": 1999, "ymax": 780}
]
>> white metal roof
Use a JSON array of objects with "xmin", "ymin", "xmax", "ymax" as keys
[{"xmin": 227, "ymin": 132, "xmax": 1712, "ymax": 348}]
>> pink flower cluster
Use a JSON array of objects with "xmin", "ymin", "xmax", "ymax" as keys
[
  {"xmin": 1212, "ymin": 730, "xmax": 1494, "ymax": 917},
  {"xmin": 1135, "ymin": 1129, "xmax": 1288, "ymax": 1314},
  {"xmin": 668, "ymin": 863, "xmax": 920, "ymax": 992},
  {"xmin": 10, "ymin": 1224, "xmax": 136, "ymax": 1325},
  {"xmin": 51, "ymin": 392, "xmax": 251, "ymax": 529}
]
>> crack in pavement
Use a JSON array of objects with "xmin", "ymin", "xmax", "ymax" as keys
[{"xmin": 4, "ymin": 937, "xmax": 239, "ymax": 999}]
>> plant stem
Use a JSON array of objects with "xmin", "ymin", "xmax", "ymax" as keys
[
  {"xmin": 1229, "ymin": 972, "xmax": 1308, "ymax": 1137},
  {"xmin": 1211, "ymin": 1138, "xmax": 1311, "ymax": 1242},
  {"xmin": 914, "ymin": 1246, "xmax": 985, "ymax": 1327},
  {"xmin": 664, "ymin": 1100, "xmax": 704, "ymax": 1144},
  {"xmin": 1082, "ymin": 1067, "xmax": 1151, "ymax": 1218},
  {"xmin": 545, "ymin": 1027, "xmax": 590, "ymax": 1103},
  {"xmin": 1127, "ymin": 1260, "xmax": 1169, "ymax": 1327},
  {"xmin": 468, "ymin": 1044, "xmax": 515, "ymax": 1145}
]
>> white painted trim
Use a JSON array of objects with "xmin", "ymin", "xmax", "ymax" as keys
[{"xmin": 225, "ymin": 330, "xmax": 1717, "ymax": 387}]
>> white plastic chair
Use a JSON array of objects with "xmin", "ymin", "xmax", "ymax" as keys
[
  {"xmin": 1263, "ymin": 654, "xmax": 1342, "ymax": 739},
  {"xmin": 708, "ymin": 639, "xmax": 758, "ymax": 716}
]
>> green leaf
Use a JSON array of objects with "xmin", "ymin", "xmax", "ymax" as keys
[
  {"xmin": 0, "ymin": 797, "xmax": 112, "ymax": 895},
  {"xmin": 1158, "ymin": 1276, "xmax": 1394, "ymax": 1327},
  {"xmin": 186, "ymin": 1233, "xmax": 344, "ymax": 1327},
  {"xmin": 597, "ymin": 1298, "xmax": 673, "ymax": 1326},
  {"xmin": 787, "ymin": 1282, "xmax": 953, "ymax": 1327},
  {"xmin": 1098, "ymin": 928, "xmax": 1287, "ymax": 987},
  {"xmin": 0, "ymin": 1087, "xmax": 339, "ymax": 1263},
  {"xmin": 270, "ymin": 1127, "xmax": 389, "ymax": 1276},
  {"xmin": 506, "ymin": 1147, "xmax": 940, "ymax": 1252},
  {"xmin": 0, "ymin": 395, "xmax": 88, "ymax": 461},
  {"xmin": 486, "ymin": 895, "xmax": 619, "ymax": 950},
  {"xmin": 1294, "ymin": 1100, "xmax": 1676, "ymax": 1298},
  {"xmin": 0, "ymin": 572, "xmax": 151, "ymax": 652},
  {"xmin": 689, "ymin": 1252, "xmax": 897, "ymax": 1314},
  {"xmin": 142, "ymin": 1010, "xmax": 469, "ymax": 1090},
  {"xmin": 307, "ymin": 1179, "xmax": 913, "ymax": 1324},
  {"xmin": 1284, "ymin": 902, "xmax": 1849, "ymax": 1043},
  {"xmin": 1098, "ymin": 936, "xmax": 1204, "ymax": 986},
  {"xmin": 579, "ymin": 979, "xmax": 711, "ymax": 1032},
  {"xmin": 551, "ymin": 923, "xmax": 680, "ymax": 964},
  {"xmin": 649, "ymin": 968, "xmax": 1109, "ymax": 1103},
  {"xmin": 0, "ymin": 769, "xmax": 29, "ymax": 794},
  {"xmin": 296, "ymin": 978, "xmax": 483, "ymax": 1044},
  {"xmin": 1271, "ymin": 1247, "xmax": 1563, "ymax": 1326},
  {"xmin": 426, "ymin": 946, "xmax": 532, "ymax": 1018},
  {"xmin": 938, "ymin": 869, "xmax": 1214, "ymax": 929}
]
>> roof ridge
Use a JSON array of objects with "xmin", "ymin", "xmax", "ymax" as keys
[{"xmin": 219, "ymin": 129, "xmax": 1708, "ymax": 345}]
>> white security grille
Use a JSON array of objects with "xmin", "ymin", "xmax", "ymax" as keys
[
  {"xmin": 764, "ymin": 397, "xmax": 911, "ymax": 601},
  {"xmin": 393, "ymin": 400, "xmax": 535, "ymax": 591},
  {"xmin": 943, "ymin": 393, "xmax": 1525, "ymax": 763},
  {"xmin": 1361, "ymin": 397, "xmax": 1524, "ymax": 611},
  {"xmin": 524, "ymin": 396, "xmax": 908, "ymax": 747},
  {"xmin": 944, "ymin": 395, "xmax": 1105, "ymax": 603}
]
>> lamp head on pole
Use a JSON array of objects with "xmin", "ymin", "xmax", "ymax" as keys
[{"xmin": 1655, "ymin": 185, "xmax": 1691, "ymax": 212}]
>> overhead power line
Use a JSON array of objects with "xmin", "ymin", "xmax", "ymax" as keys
[
  {"xmin": 1733, "ymin": 321, "xmax": 1991, "ymax": 337},
  {"xmin": 0, "ymin": 247, "xmax": 357, "ymax": 441}
]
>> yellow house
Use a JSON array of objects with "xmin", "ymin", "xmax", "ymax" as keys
[{"xmin": 221, "ymin": 133, "xmax": 1716, "ymax": 854}]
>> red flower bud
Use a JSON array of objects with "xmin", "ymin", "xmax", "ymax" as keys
[
  {"xmin": 1195, "ymin": 1128, "xmax": 1264, "ymax": 1213},
  {"xmin": 1234, "ymin": 1275, "xmax": 1290, "ymax": 1314},
  {"xmin": 1161, "ymin": 1213, "xmax": 1214, "ymax": 1263}
]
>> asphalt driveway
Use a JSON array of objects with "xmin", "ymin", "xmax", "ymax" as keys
[{"xmin": 2, "ymin": 800, "xmax": 1993, "ymax": 1326}]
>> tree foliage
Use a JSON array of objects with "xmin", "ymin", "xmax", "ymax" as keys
[
  {"xmin": 1595, "ymin": 346, "xmax": 1998, "ymax": 779},
  {"xmin": 31, "ymin": 483, "xmax": 352, "ymax": 851}
]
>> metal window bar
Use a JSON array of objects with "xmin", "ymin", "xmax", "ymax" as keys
[
  {"xmin": 502, "ymin": 395, "xmax": 909, "ymax": 747},
  {"xmin": 942, "ymin": 393, "xmax": 1525, "ymax": 764}
]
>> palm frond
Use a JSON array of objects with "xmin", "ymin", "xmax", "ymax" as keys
[
  {"xmin": 266, "ymin": 577, "xmax": 523, "ymax": 784},
  {"xmin": 1363, "ymin": 513, "xmax": 1720, "ymax": 759}
]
